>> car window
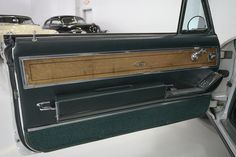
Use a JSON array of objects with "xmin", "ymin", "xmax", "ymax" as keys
[
  {"xmin": 0, "ymin": 16, "xmax": 34, "ymax": 24},
  {"xmin": 44, "ymin": 20, "xmax": 51, "ymax": 26},
  {"xmin": 182, "ymin": 0, "xmax": 208, "ymax": 32},
  {"xmin": 62, "ymin": 17, "xmax": 78, "ymax": 25},
  {"xmin": 75, "ymin": 17, "xmax": 86, "ymax": 24},
  {"xmin": 0, "ymin": 17, "xmax": 17, "ymax": 23},
  {"xmin": 21, "ymin": 19, "xmax": 34, "ymax": 24},
  {"xmin": 51, "ymin": 19, "xmax": 62, "ymax": 25}
]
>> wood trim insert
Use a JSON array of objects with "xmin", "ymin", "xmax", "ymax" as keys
[{"xmin": 21, "ymin": 48, "xmax": 217, "ymax": 87}]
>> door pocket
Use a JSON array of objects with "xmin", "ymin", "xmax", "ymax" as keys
[{"xmin": 55, "ymin": 82, "xmax": 167, "ymax": 121}]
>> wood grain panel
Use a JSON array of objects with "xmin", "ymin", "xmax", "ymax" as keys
[{"xmin": 22, "ymin": 48, "xmax": 217, "ymax": 87}]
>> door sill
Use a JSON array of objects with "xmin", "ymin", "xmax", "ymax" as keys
[{"xmin": 207, "ymin": 111, "xmax": 235, "ymax": 157}]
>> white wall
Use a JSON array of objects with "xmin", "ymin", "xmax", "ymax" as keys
[
  {"xmin": 209, "ymin": 0, "xmax": 236, "ymax": 44},
  {"xmin": 0, "ymin": 0, "xmax": 31, "ymax": 16},
  {"xmin": 77, "ymin": 0, "xmax": 182, "ymax": 33},
  {"xmin": 31, "ymin": 0, "xmax": 76, "ymax": 25}
]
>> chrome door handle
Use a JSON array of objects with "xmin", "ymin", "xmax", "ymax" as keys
[
  {"xmin": 36, "ymin": 101, "xmax": 55, "ymax": 111},
  {"xmin": 191, "ymin": 48, "xmax": 207, "ymax": 61}
]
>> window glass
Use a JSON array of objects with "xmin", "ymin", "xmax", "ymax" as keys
[
  {"xmin": 0, "ymin": 16, "xmax": 34, "ymax": 25},
  {"xmin": 21, "ymin": 19, "xmax": 34, "ymax": 25},
  {"xmin": 0, "ymin": 17, "xmax": 19, "ymax": 23},
  {"xmin": 75, "ymin": 17, "xmax": 86, "ymax": 24},
  {"xmin": 51, "ymin": 19, "xmax": 62, "ymax": 25},
  {"xmin": 62, "ymin": 17, "xmax": 77, "ymax": 24},
  {"xmin": 45, "ymin": 20, "xmax": 50, "ymax": 26},
  {"xmin": 182, "ymin": 0, "xmax": 208, "ymax": 32},
  {"xmin": 77, "ymin": 0, "xmax": 182, "ymax": 33}
]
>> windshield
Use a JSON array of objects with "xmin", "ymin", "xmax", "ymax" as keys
[
  {"xmin": 0, "ymin": 16, "xmax": 34, "ymax": 24},
  {"xmin": 61, "ymin": 16, "xmax": 86, "ymax": 25}
]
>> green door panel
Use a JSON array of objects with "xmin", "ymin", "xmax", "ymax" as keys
[{"xmin": 26, "ymin": 94, "xmax": 210, "ymax": 152}]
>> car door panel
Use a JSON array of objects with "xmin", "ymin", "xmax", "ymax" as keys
[
  {"xmin": 3, "ymin": 32, "xmax": 221, "ymax": 152},
  {"xmin": 26, "ymin": 94, "xmax": 211, "ymax": 152}
]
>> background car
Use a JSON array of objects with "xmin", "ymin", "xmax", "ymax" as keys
[
  {"xmin": 43, "ymin": 15, "xmax": 106, "ymax": 33},
  {"xmin": 0, "ymin": 15, "xmax": 57, "ymax": 35}
]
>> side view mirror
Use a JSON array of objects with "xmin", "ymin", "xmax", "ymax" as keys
[{"xmin": 187, "ymin": 16, "xmax": 207, "ymax": 31}]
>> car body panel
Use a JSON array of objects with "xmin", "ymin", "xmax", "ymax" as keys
[
  {"xmin": 2, "ymin": 30, "xmax": 220, "ymax": 152},
  {"xmin": 207, "ymin": 38, "xmax": 236, "ymax": 157}
]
